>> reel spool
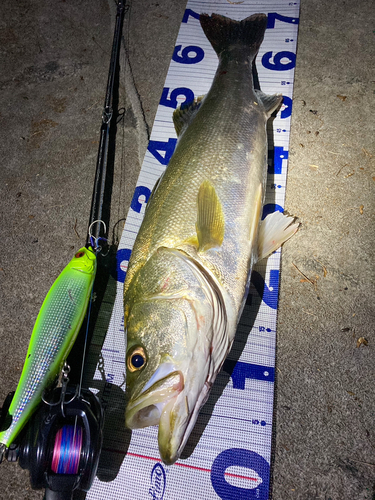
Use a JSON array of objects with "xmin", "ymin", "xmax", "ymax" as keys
[
  {"xmin": 51, "ymin": 424, "xmax": 83, "ymax": 475},
  {"xmin": 1, "ymin": 385, "xmax": 103, "ymax": 500}
]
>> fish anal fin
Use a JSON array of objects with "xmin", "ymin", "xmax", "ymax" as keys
[
  {"xmin": 196, "ymin": 181, "xmax": 225, "ymax": 252},
  {"xmin": 257, "ymin": 211, "xmax": 299, "ymax": 261},
  {"xmin": 173, "ymin": 96, "xmax": 204, "ymax": 137},
  {"xmin": 255, "ymin": 90, "xmax": 283, "ymax": 117}
]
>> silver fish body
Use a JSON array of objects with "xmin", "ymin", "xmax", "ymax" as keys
[{"xmin": 123, "ymin": 13, "xmax": 297, "ymax": 464}]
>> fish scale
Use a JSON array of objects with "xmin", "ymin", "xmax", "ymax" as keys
[
  {"xmin": 123, "ymin": 13, "xmax": 298, "ymax": 466},
  {"xmin": 124, "ymin": 60, "xmax": 269, "ymax": 314}
]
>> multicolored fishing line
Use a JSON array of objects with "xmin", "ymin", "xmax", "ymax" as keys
[{"xmin": 51, "ymin": 425, "xmax": 83, "ymax": 474}]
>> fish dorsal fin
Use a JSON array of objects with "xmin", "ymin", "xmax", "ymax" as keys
[
  {"xmin": 145, "ymin": 172, "xmax": 165, "ymax": 214},
  {"xmin": 196, "ymin": 181, "xmax": 225, "ymax": 252},
  {"xmin": 254, "ymin": 90, "xmax": 283, "ymax": 117},
  {"xmin": 173, "ymin": 96, "xmax": 204, "ymax": 136}
]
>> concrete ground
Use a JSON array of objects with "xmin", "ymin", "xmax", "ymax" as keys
[{"xmin": 0, "ymin": 0, "xmax": 374, "ymax": 499}]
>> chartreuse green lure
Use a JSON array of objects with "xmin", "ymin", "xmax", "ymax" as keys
[{"xmin": 0, "ymin": 247, "xmax": 96, "ymax": 449}]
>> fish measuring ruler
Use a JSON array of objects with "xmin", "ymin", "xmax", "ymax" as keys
[{"xmin": 85, "ymin": 1, "xmax": 300, "ymax": 499}]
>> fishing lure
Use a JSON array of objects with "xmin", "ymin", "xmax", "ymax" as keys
[
  {"xmin": 0, "ymin": 1, "xmax": 124, "ymax": 497},
  {"xmin": 0, "ymin": 247, "xmax": 96, "ymax": 453}
]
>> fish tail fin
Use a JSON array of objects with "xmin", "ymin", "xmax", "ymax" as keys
[{"xmin": 200, "ymin": 13, "xmax": 267, "ymax": 60}]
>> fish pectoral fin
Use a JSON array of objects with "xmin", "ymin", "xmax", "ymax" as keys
[
  {"xmin": 257, "ymin": 211, "xmax": 299, "ymax": 261},
  {"xmin": 196, "ymin": 181, "xmax": 225, "ymax": 252},
  {"xmin": 255, "ymin": 90, "xmax": 283, "ymax": 117},
  {"xmin": 173, "ymin": 95, "xmax": 204, "ymax": 136}
]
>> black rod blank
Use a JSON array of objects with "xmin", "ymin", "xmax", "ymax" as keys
[{"xmin": 86, "ymin": 0, "xmax": 125, "ymax": 247}]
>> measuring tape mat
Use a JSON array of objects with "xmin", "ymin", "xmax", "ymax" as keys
[{"xmin": 85, "ymin": 1, "xmax": 300, "ymax": 498}]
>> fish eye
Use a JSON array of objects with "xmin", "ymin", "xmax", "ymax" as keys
[
  {"xmin": 75, "ymin": 250, "xmax": 85, "ymax": 258},
  {"xmin": 127, "ymin": 347, "xmax": 147, "ymax": 372}
]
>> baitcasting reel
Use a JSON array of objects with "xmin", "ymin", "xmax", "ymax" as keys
[{"xmin": 0, "ymin": 383, "xmax": 104, "ymax": 500}]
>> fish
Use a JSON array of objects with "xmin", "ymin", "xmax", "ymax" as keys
[
  {"xmin": 123, "ymin": 13, "xmax": 298, "ymax": 465},
  {"xmin": 0, "ymin": 247, "xmax": 96, "ymax": 454}
]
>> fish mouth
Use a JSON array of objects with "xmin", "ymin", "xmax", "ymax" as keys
[
  {"xmin": 126, "ymin": 365, "xmax": 193, "ymax": 465},
  {"xmin": 125, "ymin": 367, "xmax": 184, "ymax": 430}
]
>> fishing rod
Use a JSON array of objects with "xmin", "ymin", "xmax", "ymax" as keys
[
  {"xmin": 0, "ymin": 1, "xmax": 125, "ymax": 499},
  {"xmin": 87, "ymin": 0, "xmax": 125, "ymax": 247}
]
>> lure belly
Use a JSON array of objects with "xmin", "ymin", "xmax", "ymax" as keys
[{"xmin": 0, "ymin": 247, "xmax": 96, "ymax": 449}]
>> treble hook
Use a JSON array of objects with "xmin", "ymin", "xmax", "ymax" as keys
[{"xmin": 41, "ymin": 363, "xmax": 77, "ymax": 418}]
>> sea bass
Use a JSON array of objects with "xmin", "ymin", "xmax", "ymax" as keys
[
  {"xmin": 123, "ymin": 13, "xmax": 298, "ymax": 465},
  {"xmin": 0, "ymin": 247, "xmax": 96, "ymax": 454}
]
